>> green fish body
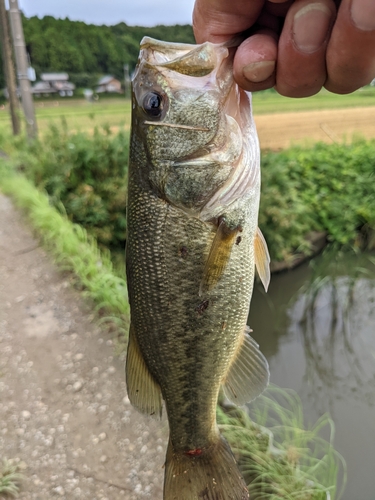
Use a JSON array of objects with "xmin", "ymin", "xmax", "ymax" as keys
[{"xmin": 126, "ymin": 37, "xmax": 270, "ymax": 500}]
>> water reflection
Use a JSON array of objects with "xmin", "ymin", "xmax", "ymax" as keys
[
  {"xmin": 248, "ymin": 250, "xmax": 375, "ymax": 500},
  {"xmin": 294, "ymin": 274, "xmax": 375, "ymax": 411}
]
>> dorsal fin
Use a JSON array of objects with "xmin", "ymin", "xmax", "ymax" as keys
[{"xmin": 254, "ymin": 227, "xmax": 270, "ymax": 292}]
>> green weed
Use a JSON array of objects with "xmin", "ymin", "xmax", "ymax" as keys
[
  {"xmin": 260, "ymin": 139, "xmax": 375, "ymax": 261},
  {"xmin": 218, "ymin": 386, "xmax": 346, "ymax": 500},
  {"xmin": 0, "ymin": 460, "xmax": 23, "ymax": 497}
]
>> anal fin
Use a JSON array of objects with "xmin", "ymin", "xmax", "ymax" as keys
[
  {"xmin": 126, "ymin": 323, "xmax": 163, "ymax": 419},
  {"xmin": 254, "ymin": 227, "xmax": 271, "ymax": 292},
  {"xmin": 222, "ymin": 326, "xmax": 269, "ymax": 406},
  {"xmin": 200, "ymin": 218, "xmax": 240, "ymax": 295}
]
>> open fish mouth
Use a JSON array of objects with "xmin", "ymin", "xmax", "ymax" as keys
[{"xmin": 138, "ymin": 36, "xmax": 227, "ymax": 77}]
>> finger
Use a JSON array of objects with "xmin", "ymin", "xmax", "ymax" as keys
[
  {"xmin": 233, "ymin": 31, "xmax": 278, "ymax": 91},
  {"xmin": 275, "ymin": 0, "xmax": 337, "ymax": 97},
  {"xmin": 193, "ymin": 0, "xmax": 265, "ymax": 43},
  {"xmin": 325, "ymin": 0, "xmax": 375, "ymax": 93}
]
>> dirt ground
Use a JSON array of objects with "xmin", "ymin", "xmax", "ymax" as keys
[
  {"xmin": 0, "ymin": 194, "xmax": 166, "ymax": 499},
  {"xmin": 255, "ymin": 105, "xmax": 375, "ymax": 150}
]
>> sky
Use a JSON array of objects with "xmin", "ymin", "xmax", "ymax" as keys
[{"xmin": 18, "ymin": 0, "xmax": 195, "ymax": 27}]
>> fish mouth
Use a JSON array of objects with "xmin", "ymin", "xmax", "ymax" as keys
[
  {"xmin": 143, "ymin": 121, "xmax": 210, "ymax": 132},
  {"xmin": 138, "ymin": 37, "xmax": 229, "ymax": 77}
]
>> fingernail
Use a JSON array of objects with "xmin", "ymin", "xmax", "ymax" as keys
[
  {"xmin": 351, "ymin": 0, "xmax": 375, "ymax": 30},
  {"xmin": 293, "ymin": 3, "xmax": 332, "ymax": 53},
  {"xmin": 243, "ymin": 61, "xmax": 276, "ymax": 83}
]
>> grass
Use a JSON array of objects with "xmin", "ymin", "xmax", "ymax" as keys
[
  {"xmin": 1, "ymin": 86, "xmax": 374, "ymax": 136},
  {"xmin": 0, "ymin": 98, "xmax": 132, "ymax": 135},
  {"xmin": 218, "ymin": 386, "xmax": 346, "ymax": 499},
  {"xmin": 251, "ymin": 86, "xmax": 375, "ymax": 114},
  {"xmin": 0, "ymin": 460, "xmax": 23, "ymax": 497},
  {"xmin": 0, "ymin": 161, "xmax": 130, "ymax": 339},
  {"xmin": 0, "ymin": 160, "xmax": 345, "ymax": 498}
]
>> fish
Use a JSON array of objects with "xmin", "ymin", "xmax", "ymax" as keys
[{"xmin": 126, "ymin": 36, "xmax": 270, "ymax": 500}]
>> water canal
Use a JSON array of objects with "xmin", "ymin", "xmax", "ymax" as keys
[{"xmin": 248, "ymin": 250, "xmax": 375, "ymax": 500}]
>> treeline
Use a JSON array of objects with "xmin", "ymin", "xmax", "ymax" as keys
[{"xmin": 0, "ymin": 15, "xmax": 195, "ymax": 87}]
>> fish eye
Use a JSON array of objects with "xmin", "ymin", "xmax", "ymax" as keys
[{"xmin": 142, "ymin": 91, "xmax": 164, "ymax": 118}]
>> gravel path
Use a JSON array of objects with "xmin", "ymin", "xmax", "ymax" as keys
[{"xmin": 0, "ymin": 194, "xmax": 166, "ymax": 499}]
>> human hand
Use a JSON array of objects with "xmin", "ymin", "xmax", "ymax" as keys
[{"xmin": 193, "ymin": 0, "xmax": 375, "ymax": 97}]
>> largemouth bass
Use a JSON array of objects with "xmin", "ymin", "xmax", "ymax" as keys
[{"xmin": 126, "ymin": 37, "xmax": 270, "ymax": 500}]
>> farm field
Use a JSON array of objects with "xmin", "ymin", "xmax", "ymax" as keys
[
  {"xmin": 255, "ymin": 106, "xmax": 375, "ymax": 149},
  {"xmin": 0, "ymin": 86, "xmax": 374, "ymax": 148}
]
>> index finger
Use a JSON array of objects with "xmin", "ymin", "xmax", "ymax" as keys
[{"xmin": 193, "ymin": 0, "xmax": 265, "ymax": 43}]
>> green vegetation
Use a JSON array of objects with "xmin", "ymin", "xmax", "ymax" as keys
[
  {"xmin": 260, "ymin": 139, "xmax": 375, "ymax": 261},
  {"xmin": 2, "ymin": 124, "xmax": 375, "ymax": 265},
  {"xmin": 218, "ymin": 386, "xmax": 345, "ymax": 499},
  {"xmin": 251, "ymin": 86, "xmax": 375, "ymax": 114},
  {"xmin": 0, "ymin": 99, "xmax": 132, "ymax": 135},
  {"xmin": 14, "ymin": 122, "xmax": 129, "ymax": 249},
  {"xmin": 0, "ymin": 460, "xmax": 23, "ymax": 497},
  {"xmin": 0, "ymin": 161, "xmax": 344, "ymax": 499},
  {"xmin": 0, "ymin": 160, "xmax": 130, "ymax": 338}
]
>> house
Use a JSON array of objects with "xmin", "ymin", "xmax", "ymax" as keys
[
  {"xmin": 96, "ymin": 76, "xmax": 122, "ymax": 94},
  {"xmin": 32, "ymin": 73, "xmax": 75, "ymax": 97}
]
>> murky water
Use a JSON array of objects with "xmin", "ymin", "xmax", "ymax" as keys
[{"xmin": 249, "ymin": 250, "xmax": 375, "ymax": 500}]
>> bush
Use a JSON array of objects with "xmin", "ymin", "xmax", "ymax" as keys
[
  {"xmin": 13, "ymin": 122, "xmax": 129, "ymax": 250},
  {"xmin": 260, "ymin": 140, "xmax": 375, "ymax": 261}
]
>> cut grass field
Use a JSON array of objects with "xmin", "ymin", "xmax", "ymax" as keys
[{"xmin": 1, "ymin": 86, "xmax": 374, "ymax": 142}]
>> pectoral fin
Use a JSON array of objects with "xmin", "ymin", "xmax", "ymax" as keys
[
  {"xmin": 222, "ymin": 326, "xmax": 269, "ymax": 406},
  {"xmin": 254, "ymin": 227, "xmax": 271, "ymax": 292},
  {"xmin": 126, "ymin": 323, "xmax": 163, "ymax": 419},
  {"xmin": 200, "ymin": 218, "xmax": 240, "ymax": 295}
]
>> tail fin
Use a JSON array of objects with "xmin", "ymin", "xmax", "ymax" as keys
[{"xmin": 164, "ymin": 435, "xmax": 249, "ymax": 500}]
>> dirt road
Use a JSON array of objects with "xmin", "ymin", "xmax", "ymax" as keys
[
  {"xmin": 255, "ymin": 105, "xmax": 375, "ymax": 150},
  {"xmin": 0, "ymin": 194, "xmax": 165, "ymax": 499}
]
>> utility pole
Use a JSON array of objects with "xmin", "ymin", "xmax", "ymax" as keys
[
  {"xmin": 0, "ymin": 0, "xmax": 20, "ymax": 134},
  {"xmin": 8, "ymin": 0, "xmax": 37, "ymax": 139}
]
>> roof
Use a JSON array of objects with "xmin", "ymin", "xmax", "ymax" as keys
[
  {"xmin": 41, "ymin": 73, "xmax": 69, "ymax": 82},
  {"xmin": 97, "ymin": 75, "xmax": 118, "ymax": 85}
]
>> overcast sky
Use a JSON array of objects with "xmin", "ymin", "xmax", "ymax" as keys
[{"xmin": 18, "ymin": 0, "xmax": 195, "ymax": 26}]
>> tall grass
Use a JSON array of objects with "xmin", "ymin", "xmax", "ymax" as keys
[{"xmin": 219, "ymin": 386, "xmax": 346, "ymax": 499}]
